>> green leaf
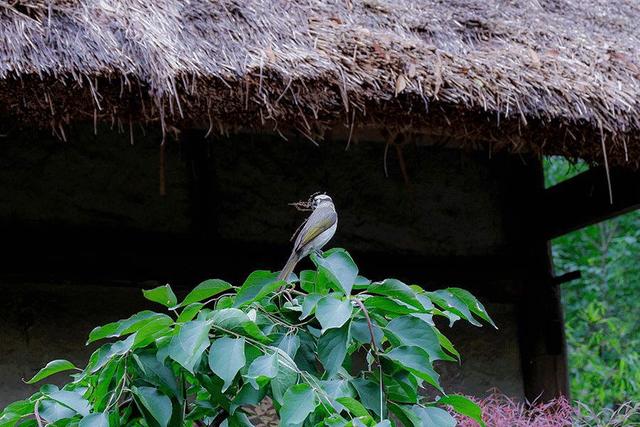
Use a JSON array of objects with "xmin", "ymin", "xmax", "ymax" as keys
[
  {"xmin": 132, "ymin": 386, "xmax": 172, "ymax": 427},
  {"xmin": 384, "ymin": 372, "xmax": 419, "ymax": 404},
  {"xmin": 168, "ymin": 320, "xmax": 211, "ymax": 372},
  {"xmin": 367, "ymin": 279, "xmax": 422, "ymax": 309},
  {"xmin": 362, "ymin": 297, "xmax": 418, "ymax": 316},
  {"xmin": 279, "ymin": 384, "xmax": 317, "ymax": 427},
  {"xmin": 385, "ymin": 316, "xmax": 448, "ymax": 361},
  {"xmin": 233, "ymin": 271, "xmax": 282, "ymax": 307},
  {"xmin": 312, "ymin": 249, "xmax": 358, "ymax": 295},
  {"xmin": 25, "ymin": 360, "xmax": 78, "ymax": 384},
  {"xmin": 142, "ymin": 285, "xmax": 177, "ymax": 308},
  {"xmin": 427, "ymin": 290, "xmax": 481, "ymax": 326},
  {"xmin": 209, "ymin": 337, "xmax": 246, "ymax": 392},
  {"xmin": 299, "ymin": 270, "xmax": 318, "ymax": 293},
  {"xmin": 351, "ymin": 378, "xmax": 382, "ymax": 418},
  {"xmin": 79, "ymin": 413, "xmax": 109, "ymax": 427},
  {"xmin": 91, "ymin": 359, "xmax": 121, "ymax": 411},
  {"xmin": 216, "ymin": 296, "xmax": 235, "ymax": 309},
  {"xmin": 300, "ymin": 294, "xmax": 322, "ymax": 320},
  {"xmin": 0, "ymin": 413, "xmax": 21, "ymax": 427},
  {"xmin": 447, "ymin": 288, "xmax": 496, "ymax": 328},
  {"xmin": 275, "ymin": 334, "xmax": 300, "ymax": 359},
  {"xmin": 180, "ymin": 279, "xmax": 232, "ymax": 307},
  {"xmin": 350, "ymin": 318, "xmax": 383, "ymax": 348},
  {"xmin": 227, "ymin": 412, "xmax": 254, "ymax": 427},
  {"xmin": 87, "ymin": 311, "xmax": 167, "ymax": 344},
  {"xmin": 133, "ymin": 353, "xmax": 181, "ymax": 400},
  {"xmin": 37, "ymin": 400, "xmax": 75, "ymax": 424},
  {"xmin": 437, "ymin": 395, "xmax": 485, "ymax": 427},
  {"xmin": 132, "ymin": 315, "xmax": 174, "ymax": 347},
  {"xmin": 199, "ymin": 375, "xmax": 231, "ymax": 412},
  {"xmin": 177, "ymin": 303, "xmax": 204, "ymax": 323},
  {"xmin": 316, "ymin": 294, "xmax": 353, "ymax": 331},
  {"xmin": 388, "ymin": 403, "xmax": 420, "ymax": 427},
  {"xmin": 434, "ymin": 329, "xmax": 460, "ymax": 361},
  {"xmin": 244, "ymin": 353, "xmax": 278, "ymax": 389},
  {"xmin": 383, "ymin": 346, "xmax": 441, "ymax": 391},
  {"xmin": 209, "ymin": 308, "xmax": 269, "ymax": 342},
  {"xmin": 231, "ymin": 383, "xmax": 267, "ymax": 413},
  {"xmin": 323, "ymin": 414, "xmax": 349, "ymax": 427},
  {"xmin": 1, "ymin": 400, "xmax": 34, "ymax": 418},
  {"xmin": 320, "ymin": 380, "xmax": 354, "ymax": 413},
  {"xmin": 87, "ymin": 334, "xmax": 136, "ymax": 373},
  {"xmin": 411, "ymin": 406, "xmax": 456, "ymax": 427},
  {"xmin": 335, "ymin": 397, "xmax": 370, "ymax": 418},
  {"xmin": 317, "ymin": 323, "xmax": 350, "ymax": 378},
  {"xmin": 47, "ymin": 390, "xmax": 91, "ymax": 416},
  {"xmin": 353, "ymin": 276, "xmax": 372, "ymax": 290},
  {"xmin": 270, "ymin": 359, "xmax": 298, "ymax": 406}
]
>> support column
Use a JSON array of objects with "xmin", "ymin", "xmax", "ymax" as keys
[{"xmin": 516, "ymin": 159, "xmax": 570, "ymax": 401}]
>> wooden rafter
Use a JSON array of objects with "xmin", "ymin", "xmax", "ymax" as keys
[{"xmin": 542, "ymin": 167, "xmax": 640, "ymax": 239}]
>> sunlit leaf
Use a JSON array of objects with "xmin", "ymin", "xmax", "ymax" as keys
[
  {"xmin": 209, "ymin": 337, "xmax": 246, "ymax": 392},
  {"xmin": 180, "ymin": 279, "xmax": 232, "ymax": 307},
  {"xmin": 437, "ymin": 395, "xmax": 485, "ymax": 427},
  {"xmin": 244, "ymin": 353, "xmax": 278, "ymax": 389},
  {"xmin": 142, "ymin": 285, "xmax": 177, "ymax": 308},
  {"xmin": 312, "ymin": 249, "xmax": 358, "ymax": 296},
  {"xmin": 25, "ymin": 360, "xmax": 77, "ymax": 384},
  {"xmin": 168, "ymin": 320, "xmax": 210, "ymax": 372},
  {"xmin": 316, "ymin": 294, "xmax": 353, "ymax": 331},
  {"xmin": 234, "ymin": 271, "xmax": 282, "ymax": 307}
]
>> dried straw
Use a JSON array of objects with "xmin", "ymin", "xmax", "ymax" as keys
[{"xmin": 0, "ymin": 0, "xmax": 639, "ymax": 166}]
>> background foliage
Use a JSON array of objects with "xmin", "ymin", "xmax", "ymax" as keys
[{"xmin": 545, "ymin": 157, "xmax": 640, "ymax": 409}]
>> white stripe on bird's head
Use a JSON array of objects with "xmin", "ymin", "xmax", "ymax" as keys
[{"xmin": 312, "ymin": 194, "xmax": 333, "ymax": 208}]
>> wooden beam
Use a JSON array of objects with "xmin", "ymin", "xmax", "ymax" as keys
[
  {"xmin": 517, "ymin": 158, "xmax": 570, "ymax": 401},
  {"xmin": 542, "ymin": 167, "xmax": 640, "ymax": 239}
]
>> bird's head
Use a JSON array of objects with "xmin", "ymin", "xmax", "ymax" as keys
[{"xmin": 312, "ymin": 194, "xmax": 333, "ymax": 209}]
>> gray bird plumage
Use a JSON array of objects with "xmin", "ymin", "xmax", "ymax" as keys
[{"xmin": 278, "ymin": 195, "xmax": 337, "ymax": 281}]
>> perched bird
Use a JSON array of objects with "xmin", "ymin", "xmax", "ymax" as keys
[{"xmin": 277, "ymin": 194, "xmax": 338, "ymax": 281}]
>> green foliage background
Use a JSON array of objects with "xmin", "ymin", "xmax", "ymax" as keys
[{"xmin": 545, "ymin": 157, "xmax": 640, "ymax": 408}]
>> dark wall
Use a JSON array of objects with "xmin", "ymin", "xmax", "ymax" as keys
[{"xmin": 0, "ymin": 125, "xmax": 541, "ymax": 405}]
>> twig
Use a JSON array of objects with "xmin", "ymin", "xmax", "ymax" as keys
[
  {"xmin": 33, "ymin": 399, "xmax": 44, "ymax": 427},
  {"xmin": 353, "ymin": 298, "xmax": 385, "ymax": 420}
]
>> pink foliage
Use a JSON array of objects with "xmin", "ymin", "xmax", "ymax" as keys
[{"xmin": 453, "ymin": 391, "xmax": 575, "ymax": 427}]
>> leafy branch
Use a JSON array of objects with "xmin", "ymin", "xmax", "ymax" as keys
[{"xmin": 0, "ymin": 248, "xmax": 494, "ymax": 427}]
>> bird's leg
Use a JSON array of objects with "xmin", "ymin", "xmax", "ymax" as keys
[{"xmin": 314, "ymin": 249, "xmax": 324, "ymax": 257}]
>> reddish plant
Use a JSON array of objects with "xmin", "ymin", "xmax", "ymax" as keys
[{"xmin": 452, "ymin": 391, "xmax": 574, "ymax": 427}]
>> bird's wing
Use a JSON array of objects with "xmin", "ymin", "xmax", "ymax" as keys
[{"xmin": 294, "ymin": 204, "xmax": 337, "ymax": 251}]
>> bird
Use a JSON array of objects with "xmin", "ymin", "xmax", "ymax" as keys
[{"xmin": 277, "ymin": 194, "xmax": 338, "ymax": 282}]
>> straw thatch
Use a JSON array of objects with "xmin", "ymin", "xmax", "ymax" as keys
[{"xmin": 1, "ymin": 0, "xmax": 639, "ymax": 166}]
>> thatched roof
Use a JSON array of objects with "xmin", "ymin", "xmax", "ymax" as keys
[{"xmin": 1, "ymin": 0, "xmax": 639, "ymax": 166}]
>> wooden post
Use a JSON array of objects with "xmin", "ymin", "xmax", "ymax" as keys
[{"xmin": 517, "ymin": 159, "xmax": 570, "ymax": 401}]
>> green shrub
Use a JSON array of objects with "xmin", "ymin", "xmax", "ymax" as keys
[{"xmin": 0, "ymin": 248, "xmax": 494, "ymax": 427}]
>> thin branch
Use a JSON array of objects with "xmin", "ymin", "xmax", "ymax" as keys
[
  {"xmin": 353, "ymin": 298, "xmax": 385, "ymax": 420},
  {"xmin": 33, "ymin": 399, "xmax": 44, "ymax": 427}
]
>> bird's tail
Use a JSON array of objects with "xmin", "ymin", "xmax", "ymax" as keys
[{"xmin": 277, "ymin": 251, "xmax": 299, "ymax": 282}]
